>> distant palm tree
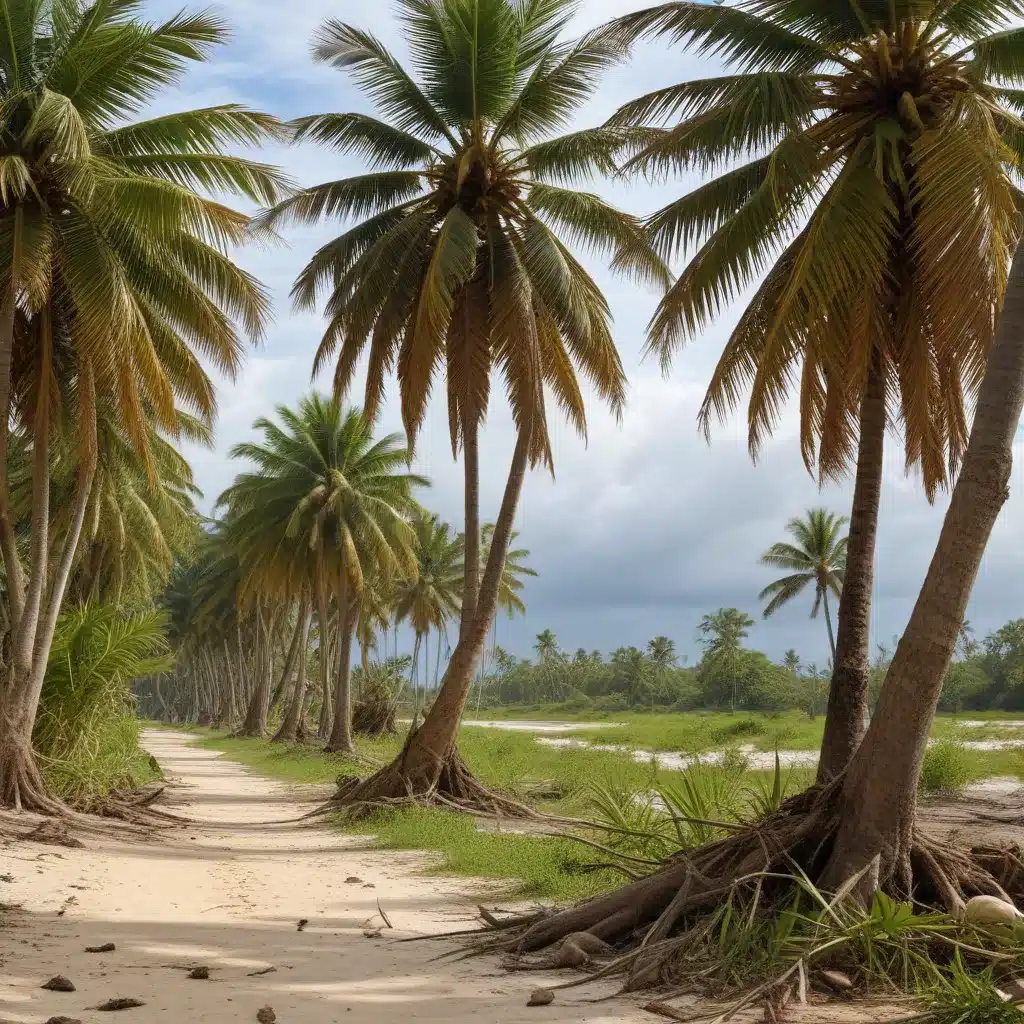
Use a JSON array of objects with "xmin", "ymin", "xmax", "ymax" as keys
[
  {"xmin": 698, "ymin": 608, "xmax": 754, "ymax": 712},
  {"xmin": 759, "ymin": 509, "xmax": 847, "ymax": 663},
  {"xmin": 534, "ymin": 630, "xmax": 559, "ymax": 662},
  {"xmin": 782, "ymin": 649, "xmax": 802, "ymax": 676},
  {"xmin": 395, "ymin": 512, "xmax": 463, "ymax": 709},
  {"xmin": 224, "ymin": 396, "xmax": 424, "ymax": 752},
  {"xmin": 647, "ymin": 636, "xmax": 678, "ymax": 671}
]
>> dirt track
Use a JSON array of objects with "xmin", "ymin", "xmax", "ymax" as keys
[{"xmin": 0, "ymin": 730, "xmax": 647, "ymax": 1024}]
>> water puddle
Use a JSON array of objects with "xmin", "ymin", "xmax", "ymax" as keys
[
  {"xmin": 460, "ymin": 719, "xmax": 625, "ymax": 733},
  {"xmin": 535, "ymin": 737, "xmax": 818, "ymax": 771}
]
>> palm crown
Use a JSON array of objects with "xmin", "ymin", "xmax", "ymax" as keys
[
  {"xmin": 0, "ymin": 0, "xmax": 289, "ymax": 463},
  {"xmin": 265, "ymin": 0, "xmax": 668, "ymax": 467},
  {"xmin": 222, "ymin": 396, "xmax": 426, "ymax": 605},
  {"xmin": 613, "ymin": 0, "xmax": 1024, "ymax": 492}
]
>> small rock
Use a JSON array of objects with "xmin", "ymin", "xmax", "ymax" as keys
[
  {"xmin": 188, "ymin": 966, "xmax": 210, "ymax": 980},
  {"xmin": 527, "ymin": 988, "xmax": 554, "ymax": 1007},
  {"xmin": 362, "ymin": 883, "xmax": 375, "ymax": 889},
  {"xmin": 257, "ymin": 1006, "xmax": 276, "ymax": 1024},
  {"xmin": 45, "ymin": 1018, "xmax": 82, "ymax": 1024},
  {"xmin": 86, "ymin": 942, "xmax": 116, "ymax": 953},
  {"xmin": 363, "ymin": 929, "xmax": 382, "ymax": 939},
  {"xmin": 964, "ymin": 895, "xmax": 1022, "ymax": 925},
  {"xmin": 818, "ymin": 970, "xmax": 853, "ymax": 992},
  {"xmin": 0, "ymin": 873, "xmax": 13, "ymax": 882},
  {"xmin": 247, "ymin": 966, "xmax": 276, "ymax": 977},
  {"xmin": 42, "ymin": 976, "xmax": 75, "ymax": 992},
  {"xmin": 95, "ymin": 998, "xmax": 145, "ymax": 1011},
  {"xmin": 344, "ymin": 877, "xmax": 362, "ymax": 884},
  {"xmin": 296, "ymin": 918, "xmax": 308, "ymax": 932}
]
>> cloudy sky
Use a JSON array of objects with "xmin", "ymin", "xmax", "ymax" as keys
[{"xmin": 144, "ymin": 0, "xmax": 1024, "ymax": 667}]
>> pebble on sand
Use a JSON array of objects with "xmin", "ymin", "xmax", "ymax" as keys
[
  {"xmin": 527, "ymin": 988, "xmax": 555, "ymax": 1007},
  {"xmin": 41, "ymin": 976, "xmax": 75, "ymax": 992},
  {"xmin": 257, "ymin": 1006, "xmax": 277, "ymax": 1023}
]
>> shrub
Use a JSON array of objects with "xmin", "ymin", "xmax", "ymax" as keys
[
  {"xmin": 920, "ymin": 740, "xmax": 971, "ymax": 793},
  {"xmin": 35, "ymin": 604, "xmax": 173, "ymax": 805}
]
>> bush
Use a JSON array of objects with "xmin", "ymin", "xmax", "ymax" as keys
[
  {"xmin": 920, "ymin": 740, "xmax": 971, "ymax": 793},
  {"xmin": 35, "ymin": 604, "xmax": 172, "ymax": 805}
]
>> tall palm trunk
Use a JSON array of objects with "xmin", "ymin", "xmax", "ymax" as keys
[
  {"xmin": 316, "ymin": 577, "xmax": 333, "ymax": 741},
  {"xmin": 241, "ymin": 603, "xmax": 272, "ymax": 737},
  {"xmin": 398, "ymin": 430, "xmax": 530, "ymax": 784},
  {"xmin": 327, "ymin": 571, "xmax": 355, "ymax": 753},
  {"xmin": 824, "ymin": 242, "xmax": 1024, "ymax": 896},
  {"xmin": 461, "ymin": 414, "xmax": 480, "ymax": 641},
  {"xmin": 822, "ymin": 589, "xmax": 836, "ymax": 665},
  {"xmin": 0, "ymin": 284, "xmax": 24, "ymax": 633},
  {"xmin": 269, "ymin": 607, "xmax": 304, "ymax": 713},
  {"xmin": 411, "ymin": 631, "xmax": 422, "ymax": 712},
  {"xmin": 817, "ymin": 355, "xmax": 886, "ymax": 782},
  {"xmin": 274, "ymin": 604, "xmax": 311, "ymax": 743},
  {"xmin": 0, "ymin": 338, "xmax": 95, "ymax": 812}
]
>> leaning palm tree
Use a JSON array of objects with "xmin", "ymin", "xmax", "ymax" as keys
[
  {"xmin": 609, "ymin": 0, "xmax": 1021, "ymax": 784},
  {"xmin": 269, "ymin": 0, "xmax": 661, "ymax": 809},
  {"xmin": 759, "ymin": 509, "xmax": 847, "ymax": 662},
  {"xmin": 0, "ymin": 2, "xmax": 286, "ymax": 811},
  {"xmin": 223, "ymin": 397, "xmax": 425, "ymax": 754}
]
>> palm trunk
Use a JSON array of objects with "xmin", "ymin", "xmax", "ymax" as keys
[
  {"xmin": 822, "ymin": 590, "xmax": 836, "ymax": 665},
  {"xmin": 0, "ymin": 284, "xmax": 24, "ymax": 633},
  {"xmin": 823, "ymin": 242, "xmax": 1024, "ymax": 897},
  {"xmin": 327, "ymin": 570, "xmax": 355, "ymax": 753},
  {"xmin": 0, "ymin": 336, "xmax": 68, "ymax": 813},
  {"xmin": 411, "ymin": 632, "xmax": 422, "ymax": 713},
  {"xmin": 460, "ymin": 414, "xmax": 480, "ymax": 641},
  {"xmin": 274, "ymin": 604, "xmax": 311, "ymax": 743},
  {"xmin": 817, "ymin": 354, "xmax": 885, "ymax": 782},
  {"xmin": 316, "ymin": 576, "xmax": 333, "ymax": 741},
  {"xmin": 240, "ymin": 603, "xmax": 273, "ymax": 737},
  {"xmin": 269, "ymin": 608, "xmax": 304, "ymax": 713},
  {"xmin": 398, "ymin": 430, "xmax": 530, "ymax": 783}
]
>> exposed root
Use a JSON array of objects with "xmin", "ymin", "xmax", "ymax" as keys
[
  {"xmin": 477, "ymin": 783, "xmax": 1022, "ymax": 999},
  {"xmin": 0, "ymin": 743, "xmax": 71, "ymax": 817},
  {"xmin": 319, "ymin": 729, "xmax": 535, "ymax": 820}
]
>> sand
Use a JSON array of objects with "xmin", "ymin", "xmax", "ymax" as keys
[{"xmin": 0, "ymin": 730, "xmax": 649, "ymax": 1024}]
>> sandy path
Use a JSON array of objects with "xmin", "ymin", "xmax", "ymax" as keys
[{"xmin": 0, "ymin": 730, "xmax": 648, "ymax": 1024}]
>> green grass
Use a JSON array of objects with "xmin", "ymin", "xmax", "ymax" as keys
[{"xmin": 342, "ymin": 807, "xmax": 620, "ymax": 900}]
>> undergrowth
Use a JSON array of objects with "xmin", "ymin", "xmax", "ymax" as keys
[{"xmin": 38, "ymin": 605, "xmax": 171, "ymax": 805}]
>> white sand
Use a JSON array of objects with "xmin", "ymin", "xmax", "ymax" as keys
[{"xmin": 0, "ymin": 730, "xmax": 649, "ymax": 1024}]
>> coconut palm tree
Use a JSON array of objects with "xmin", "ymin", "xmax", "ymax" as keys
[
  {"xmin": 395, "ymin": 512, "xmax": 463, "ymax": 709},
  {"xmin": 272, "ymin": 0, "xmax": 661, "ymax": 806},
  {"xmin": 534, "ymin": 629, "xmax": 559, "ymax": 662},
  {"xmin": 698, "ymin": 607, "xmax": 754, "ymax": 712},
  {"xmin": 0, "ymin": 2, "xmax": 287, "ymax": 810},
  {"xmin": 609, "ymin": 0, "xmax": 1022, "ymax": 784},
  {"xmin": 759, "ymin": 509, "xmax": 847, "ymax": 662},
  {"xmin": 647, "ymin": 636, "xmax": 677, "ymax": 671},
  {"xmin": 823, "ymin": 233, "xmax": 1024, "ymax": 901},
  {"xmin": 222, "ymin": 396, "xmax": 425, "ymax": 754}
]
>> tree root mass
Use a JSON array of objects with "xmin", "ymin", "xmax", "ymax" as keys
[{"xmin": 479, "ymin": 785, "xmax": 1024, "ymax": 994}]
